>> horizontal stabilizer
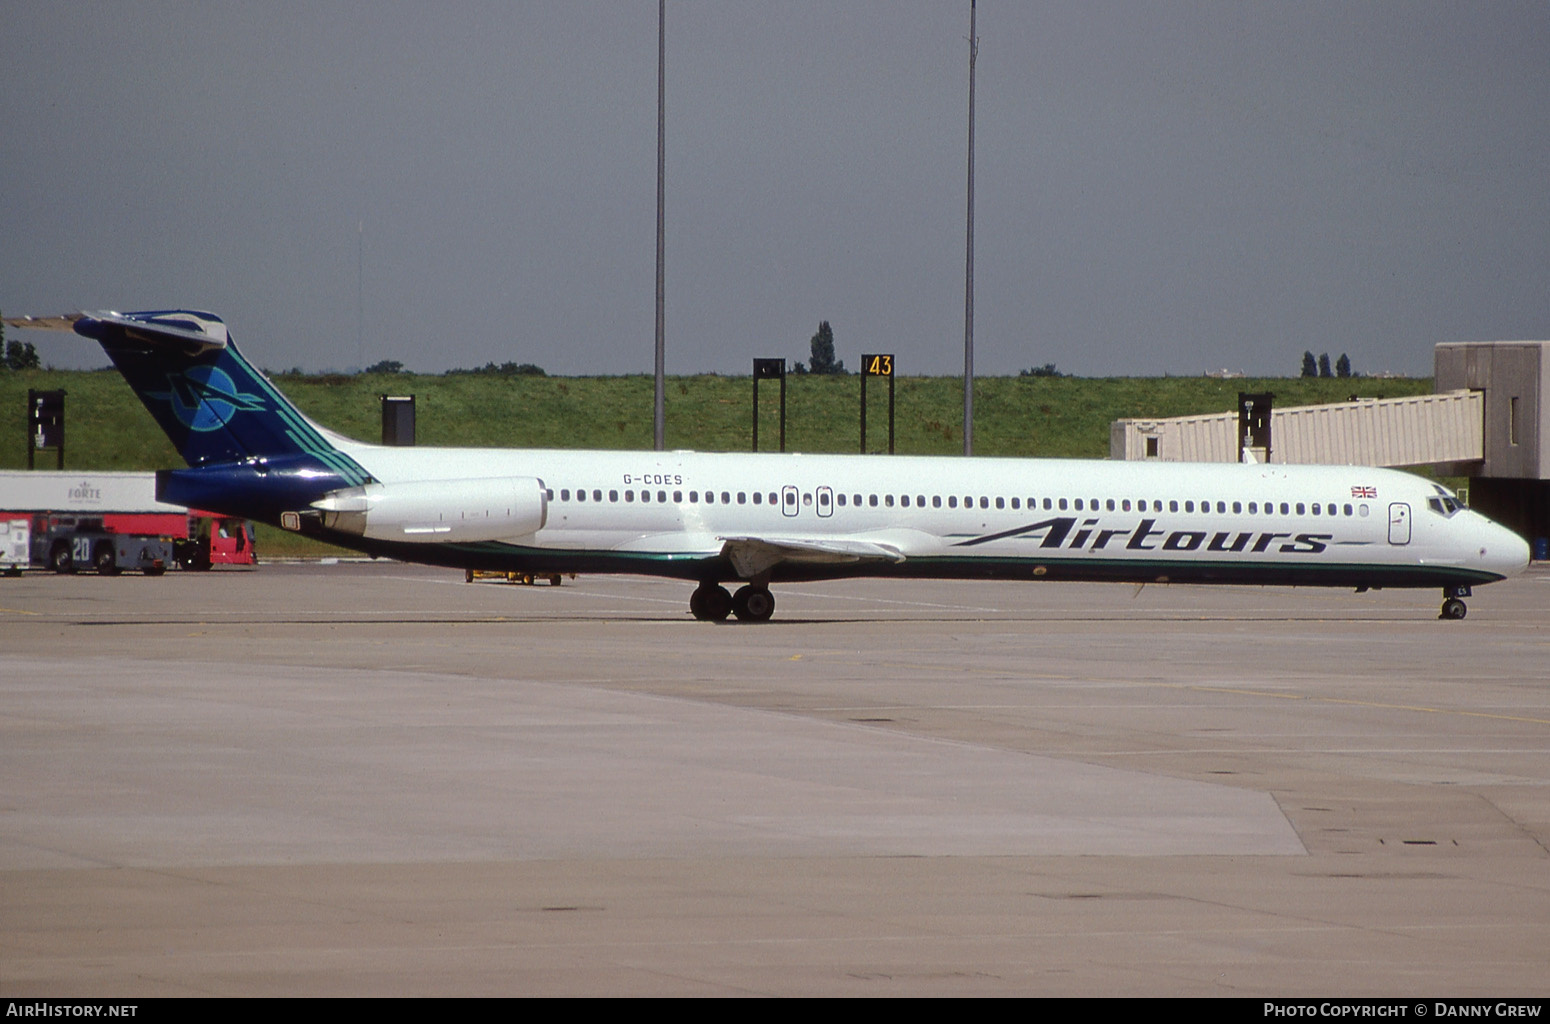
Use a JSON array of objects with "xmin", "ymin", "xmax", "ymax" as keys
[
  {"xmin": 2, "ymin": 313, "xmax": 84, "ymax": 332},
  {"xmin": 75, "ymin": 310, "xmax": 229, "ymax": 355}
]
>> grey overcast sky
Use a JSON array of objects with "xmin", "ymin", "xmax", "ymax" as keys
[{"xmin": 3, "ymin": 1, "xmax": 1547, "ymax": 377}]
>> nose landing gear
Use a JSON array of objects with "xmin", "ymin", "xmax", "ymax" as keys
[{"xmin": 1439, "ymin": 584, "xmax": 1471, "ymax": 620}]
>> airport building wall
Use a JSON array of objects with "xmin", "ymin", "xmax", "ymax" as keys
[
  {"xmin": 1434, "ymin": 341, "xmax": 1548, "ymax": 480},
  {"xmin": 1110, "ymin": 391, "xmax": 1484, "ymax": 467}
]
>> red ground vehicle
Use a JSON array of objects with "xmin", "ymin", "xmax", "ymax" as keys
[
  {"xmin": 0, "ymin": 471, "xmax": 256, "ymax": 574},
  {"xmin": 176, "ymin": 513, "xmax": 257, "ymax": 570}
]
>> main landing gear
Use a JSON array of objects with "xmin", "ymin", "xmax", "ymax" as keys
[
  {"xmin": 689, "ymin": 582, "xmax": 775, "ymax": 622},
  {"xmin": 1439, "ymin": 584, "xmax": 1471, "ymax": 621}
]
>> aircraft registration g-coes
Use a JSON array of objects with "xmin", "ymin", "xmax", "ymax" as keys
[{"xmin": 15, "ymin": 309, "xmax": 1529, "ymax": 621}]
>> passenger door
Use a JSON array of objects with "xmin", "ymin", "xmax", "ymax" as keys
[
  {"xmin": 1387, "ymin": 502, "xmax": 1411, "ymax": 545},
  {"xmin": 816, "ymin": 486, "xmax": 833, "ymax": 518},
  {"xmin": 781, "ymin": 485, "xmax": 799, "ymax": 518}
]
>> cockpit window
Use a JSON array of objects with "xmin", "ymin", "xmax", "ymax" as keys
[{"xmin": 1427, "ymin": 486, "xmax": 1464, "ymax": 517}]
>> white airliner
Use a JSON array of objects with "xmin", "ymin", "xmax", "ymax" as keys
[{"xmin": 10, "ymin": 309, "xmax": 1529, "ymax": 620}]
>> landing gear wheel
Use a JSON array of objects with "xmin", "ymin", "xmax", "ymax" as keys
[
  {"xmin": 1440, "ymin": 598, "xmax": 1467, "ymax": 620},
  {"xmin": 732, "ymin": 585, "xmax": 775, "ymax": 622},
  {"xmin": 49, "ymin": 544, "xmax": 73, "ymax": 574},
  {"xmin": 93, "ymin": 544, "xmax": 120, "ymax": 576},
  {"xmin": 690, "ymin": 583, "xmax": 733, "ymax": 621}
]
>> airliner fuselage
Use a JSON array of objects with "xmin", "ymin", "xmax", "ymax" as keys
[{"xmin": 11, "ymin": 308, "xmax": 1526, "ymax": 622}]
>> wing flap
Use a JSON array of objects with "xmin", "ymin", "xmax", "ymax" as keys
[{"xmin": 719, "ymin": 535, "xmax": 905, "ymax": 578}]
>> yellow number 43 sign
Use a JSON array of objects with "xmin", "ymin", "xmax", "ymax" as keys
[{"xmin": 862, "ymin": 353, "xmax": 894, "ymax": 377}]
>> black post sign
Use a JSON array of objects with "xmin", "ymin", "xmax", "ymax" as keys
[
  {"xmin": 752, "ymin": 358, "xmax": 786, "ymax": 452},
  {"xmin": 860, "ymin": 353, "xmax": 894, "ymax": 454},
  {"xmin": 1238, "ymin": 392, "xmax": 1274, "ymax": 463},
  {"xmin": 27, "ymin": 389, "xmax": 65, "ymax": 469},
  {"xmin": 380, "ymin": 394, "xmax": 416, "ymax": 447}
]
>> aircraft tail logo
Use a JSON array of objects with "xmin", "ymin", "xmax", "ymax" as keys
[{"xmin": 73, "ymin": 310, "xmax": 370, "ymax": 486}]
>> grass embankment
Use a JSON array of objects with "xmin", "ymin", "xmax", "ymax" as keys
[{"xmin": 0, "ymin": 370, "xmax": 1433, "ymax": 556}]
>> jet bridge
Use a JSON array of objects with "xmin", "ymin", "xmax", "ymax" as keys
[
  {"xmin": 1111, "ymin": 390, "xmax": 1484, "ymax": 467},
  {"xmin": 1111, "ymin": 341, "xmax": 1550, "ymax": 550}
]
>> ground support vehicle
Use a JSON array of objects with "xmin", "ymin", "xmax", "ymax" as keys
[
  {"xmin": 1, "ymin": 519, "xmax": 28, "ymax": 575},
  {"xmin": 28, "ymin": 512, "xmax": 176, "ymax": 575},
  {"xmin": 0, "ymin": 471, "xmax": 254, "ymax": 574}
]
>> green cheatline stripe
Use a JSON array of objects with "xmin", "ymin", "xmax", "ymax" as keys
[
  {"xmin": 280, "ymin": 424, "xmax": 368, "ymax": 484},
  {"xmin": 440, "ymin": 543, "xmax": 1504, "ymax": 584},
  {"xmin": 238, "ymin": 361, "xmax": 370, "ymax": 485},
  {"xmin": 242, "ymin": 362, "xmax": 328, "ymax": 449}
]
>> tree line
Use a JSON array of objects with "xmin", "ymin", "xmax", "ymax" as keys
[{"xmin": 1302, "ymin": 352, "xmax": 1352, "ymax": 378}]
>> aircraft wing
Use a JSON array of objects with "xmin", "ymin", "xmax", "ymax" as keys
[{"xmin": 718, "ymin": 535, "xmax": 906, "ymax": 579}]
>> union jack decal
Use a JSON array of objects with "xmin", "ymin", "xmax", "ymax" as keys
[{"xmin": 1351, "ymin": 485, "xmax": 1377, "ymax": 498}]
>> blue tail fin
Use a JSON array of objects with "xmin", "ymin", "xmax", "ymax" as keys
[{"xmin": 75, "ymin": 310, "xmax": 370, "ymax": 487}]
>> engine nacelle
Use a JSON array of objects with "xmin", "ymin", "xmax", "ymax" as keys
[{"xmin": 310, "ymin": 477, "xmax": 547, "ymax": 543}]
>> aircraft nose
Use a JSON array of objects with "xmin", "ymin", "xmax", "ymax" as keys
[{"xmin": 1479, "ymin": 519, "xmax": 1531, "ymax": 578}]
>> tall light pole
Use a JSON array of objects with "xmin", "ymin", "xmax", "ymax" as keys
[
  {"xmin": 963, "ymin": 0, "xmax": 978, "ymax": 456},
  {"xmin": 653, "ymin": 0, "xmax": 667, "ymax": 451}
]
